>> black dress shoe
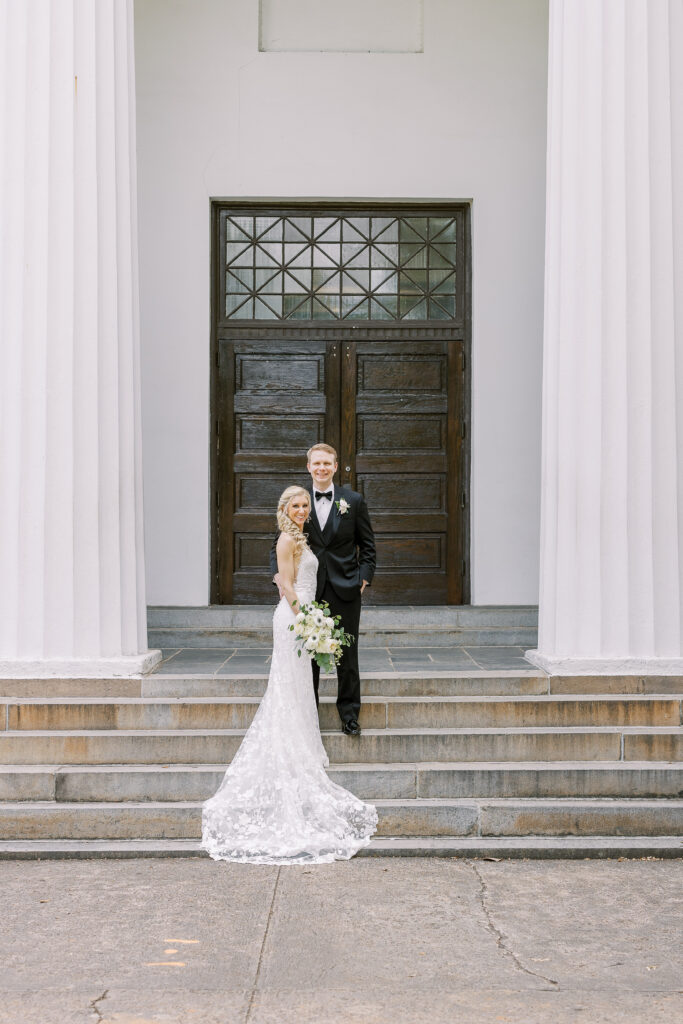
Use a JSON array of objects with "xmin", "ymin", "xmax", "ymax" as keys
[{"xmin": 341, "ymin": 719, "xmax": 361, "ymax": 736}]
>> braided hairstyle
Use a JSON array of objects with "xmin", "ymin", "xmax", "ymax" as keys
[{"xmin": 276, "ymin": 486, "xmax": 310, "ymax": 568}]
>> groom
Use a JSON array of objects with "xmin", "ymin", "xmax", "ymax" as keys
[{"xmin": 271, "ymin": 443, "xmax": 376, "ymax": 735}]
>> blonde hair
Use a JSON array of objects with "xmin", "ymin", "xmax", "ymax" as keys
[
  {"xmin": 307, "ymin": 442, "xmax": 337, "ymax": 462},
  {"xmin": 276, "ymin": 486, "xmax": 310, "ymax": 566}
]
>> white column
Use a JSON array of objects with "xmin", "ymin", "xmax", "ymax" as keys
[
  {"xmin": 0, "ymin": 0, "xmax": 159, "ymax": 677},
  {"xmin": 528, "ymin": 0, "xmax": 683, "ymax": 675}
]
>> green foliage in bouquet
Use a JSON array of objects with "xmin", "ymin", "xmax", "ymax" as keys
[{"xmin": 288, "ymin": 599, "xmax": 354, "ymax": 674}]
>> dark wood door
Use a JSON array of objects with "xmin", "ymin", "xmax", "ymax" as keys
[{"xmin": 215, "ymin": 336, "xmax": 466, "ymax": 604}]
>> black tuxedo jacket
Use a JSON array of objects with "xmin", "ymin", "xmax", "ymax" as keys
[{"xmin": 270, "ymin": 484, "xmax": 376, "ymax": 601}]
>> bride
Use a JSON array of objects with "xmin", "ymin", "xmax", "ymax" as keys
[{"xmin": 201, "ymin": 485, "xmax": 378, "ymax": 864}]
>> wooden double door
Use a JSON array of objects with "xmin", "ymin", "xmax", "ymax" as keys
[{"xmin": 213, "ymin": 333, "xmax": 468, "ymax": 604}]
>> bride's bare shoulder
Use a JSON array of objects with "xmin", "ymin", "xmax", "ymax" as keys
[{"xmin": 276, "ymin": 532, "xmax": 296, "ymax": 553}]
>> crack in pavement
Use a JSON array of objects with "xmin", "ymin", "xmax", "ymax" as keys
[
  {"xmin": 89, "ymin": 989, "xmax": 109, "ymax": 1022},
  {"xmin": 245, "ymin": 867, "xmax": 281, "ymax": 1023},
  {"xmin": 468, "ymin": 861, "xmax": 560, "ymax": 989}
]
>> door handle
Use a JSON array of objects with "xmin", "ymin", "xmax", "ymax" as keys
[{"xmin": 345, "ymin": 466, "xmax": 351, "ymax": 473}]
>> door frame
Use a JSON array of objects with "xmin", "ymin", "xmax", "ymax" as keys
[{"xmin": 209, "ymin": 199, "xmax": 472, "ymax": 605}]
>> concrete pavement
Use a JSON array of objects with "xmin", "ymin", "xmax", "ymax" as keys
[{"xmin": 0, "ymin": 858, "xmax": 681, "ymax": 1023}]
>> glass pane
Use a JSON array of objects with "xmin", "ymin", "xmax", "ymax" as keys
[
  {"xmin": 313, "ymin": 270, "xmax": 339, "ymax": 292},
  {"xmin": 342, "ymin": 244, "xmax": 369, "ymax": 266},
  {"xmin": 313, "ymin": 244, "xmax": 339, "ymax": 267},
  {"xmin": 342, "ymin": 222, "xmax": 366, "ymax": 244},
  {"xmin": 398, "ymin": 243, "xmax": 424, "ymax": 265},
  {"xmin": 428, "ymin": 299, "xmax": 450, "ymax": 320},
  {"xmin": 341, "ymin": 272, "xmax": 364, "ymax": 294},
  {"xmin": 225, "ymin": 216, "xmax": 252, "ymax": 240},
  {"xmin": 255, "ymin": 243, "xmax": 281, "ymax": 266},
  {"xmin": 312, "ymin": 296, "xmax": 339, "ymax": 318},
  {"xmin": 283, "ymin": 272, "xmax": 306, "ymax": 294},
  {"xmin": 255, "ymin": 269, "xmax": 281, "ymax": 292},
  {"xmin": 431, "ymin": 242, "xmax": 456, "ymax": 265},
  {"xmin": 290, "ymin": 268, "xmax": 312, "ymax": 290},
  {"xmin": 226, "ymin": 271, "xmax": 249, "ymax": 294},
  {"xmin": 370, "ymin": 298, "xmax": 393, "ymax": 319},
  {"xmin": 254, "ymin": 297, "xmax": 278, "ymax": 319},
  {"xmin": 429, "ymin": 269, "xmax": 454, "ymax": 291},
  {"xmin": 288, "ymin": 216, "xmax": 311, "ymax": 238},
  {"xmin": 371, "ymin": 217, "xmax": 397, "ymax": 241},
  {"xmin": 404, "ymin": 249, "xmax": 428, "ymax": 270},
  {"xmin": 347, "ymin": 217, "xmax": 370, "ymax": 239},
  {"xmin": 284, "ymin": 294, "xmax": 309, "ymax": 317},
  {"xmin": 402, "ymin": 269, "xmax": 428, "ymax": 292},
  {"xmin": 314, "ymin": 217, "xmax": 340, "ymax": 240},
  {"xmin": 231, "ymin": 267, "xmax": 253, "ymax": 288},
  {"xmin": 402, "ymin": 298, "xmax": 427, "ymax": 319},
  {"xmin": 432, "ymin": 294, "xmax": 456, "ymax": 317},
  {"xmin": 370, "ymin": 269, "xmax": 395, "ymax": 292},
  {"xmin": 399, "ymin": 295, "xmax": 420, "ymax": 317},
  {"xmin": 345, "ymin": 298, "xmax": 370, "ymax": 319},
  {"xmin": 254, "ymin": 217, "xmax": 280, "ymax": 239},
  {"xmin": 404, "ymin": 217, "xmax": 428, "ymax": 239},
  {"xmin": 399, "ymin": 271, "xmax": 421, "ymax": 294},
  {"xmin": 226, "ymin": 293, "xmax": 250, "ymax": 315},
  {"xmin": 341, "ymin": 295, "xmax": 364, "ymax": 317},
  {"xmin": 345, "ymin": 269, "xmax": 370, "ymax": 291},
  {"xmin": 287, "ymin": 298, "xmax": 312, "ymax": 319},
  {"xmin": 262, "ymin": 295, "xmax": 282, "ymax": 316},
  {"xmin": 226, "ymin": 241, "xmax": 251, "ymax": 264},
  {"xmin": 428, "ymin": 250, "xmax": 454, "ymax": 270},
  {"xmin": 375, "ymin": 294, "xmax": 398, "ymax": 317},
  {"xmin": 430, "ymin": 218, "xmax": 456, "ymax": 242},
  {"xmin": 230, "ymin": 298, "xmax": 254, "ymax": 318},
  {"xmin": 284, "ymin": 242, "xmax": 309, "ymax": 264},
  {"xmin": 284, "ymin": 219, "xmax": 308, "ymax": 242},
  {"xmin": 433, "ymin": 272, "xmax": 456, "ymax": 294},
  {"xmin": 289, "ymin": 247, "xmax": 313, "ymax": 268},
  {"xmin": 256, "ymin": 220, "xmax": 282, "ymax": 242},
  {"xmin": 399, "ymin": 221, "xmax": 424, "ymax": 243},
  {"xmin": 371, "ymin": 244, "xmax": 398, "ymax": 267}
]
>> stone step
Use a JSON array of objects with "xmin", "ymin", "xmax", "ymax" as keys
[
  {"xmin": 147, "ymin": 605, "xmax": 539, "ymax": 649},
  {"xmin": 1, "ymin": 726, "xmax": 680, "ymax": 764},
  {"xmin": 3, "ymin": 761, "xmax": 682, "ymax": 802},
  {"xmin": 2, "ymin": 672, "xmax": 682, "ymax": 701},
  {"xmin": 1, "ymin": 798, "xmax": 681, "ymax": 840},
  {"xmin": 4, "ymin": 695, "xmax": 681, "ymax": 731},
  {"xmin": 2, "ymin": 835, "xmax": 680, "ymax": 859}
]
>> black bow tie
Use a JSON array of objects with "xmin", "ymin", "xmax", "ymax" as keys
[{"xmin": 315, "ymin": 490, "xmax": 333, "ymax": 501}]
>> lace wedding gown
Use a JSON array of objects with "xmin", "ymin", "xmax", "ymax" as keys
[{"xmin": 201, "ymin": 545, "xmax": 378, "ymax": 864}]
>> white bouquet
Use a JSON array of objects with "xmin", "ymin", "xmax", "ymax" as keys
[{"xmin": 289, "ymin": 600, "xmax": 353, "ymax": 674}]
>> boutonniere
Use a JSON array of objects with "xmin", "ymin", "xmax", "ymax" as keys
[{"xmin": 335, "ymin": 498, "xmax": 350, "ymax": 515}]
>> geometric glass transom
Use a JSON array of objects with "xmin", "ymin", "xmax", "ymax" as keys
[{"xmin": 224, "ymin": 215, "xmax": 457, "ymax": 320}]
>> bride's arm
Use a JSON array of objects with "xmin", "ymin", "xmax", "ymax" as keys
[{"xmin": 276, "ymin": 534, "xmax": 300, "ymax": 612}]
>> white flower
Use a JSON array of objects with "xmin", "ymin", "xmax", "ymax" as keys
[
  {"xmin": 313, "ymin": 612, "xmax": 324, "ymax": 627},
  {"xmin": 305, "ymin": 633, "xmax": 319, "ymax": 651},
  {"xmin": 324, "ymin": 617, "xmax": 334, "ymax": 628},
  {"xmin": 295, "ymin": 612, "xmax": 305, "ymax": 623},
  {"xmin": 294, "ymin": 622, "xmax": 304, "ymax": 636},
  {"xmin": 336, "ymin": 498, "xmax": 350, "ymax": 515}
]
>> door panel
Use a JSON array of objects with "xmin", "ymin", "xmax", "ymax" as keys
[{"xmin": 340, "ymin": 340, "xmax": 463, "ymax": 604}]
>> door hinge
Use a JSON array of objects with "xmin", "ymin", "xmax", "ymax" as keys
[
  {"xmin": 461, "ymin": 492, "xmax": 467, "ymax": 509},
  {"xmin": 462, "ymin": 559, "xmax": 467, "ymax": 577},
  {"xmin": 461, "ymin": 421, "xmax": 467, "ymax": 440},
  {"xmin": 460, "ymin": 352, "xmax": 466, "ymax": 372}
]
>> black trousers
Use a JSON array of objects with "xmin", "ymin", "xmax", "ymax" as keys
[{"xmin": 311, "ymin": 580, "xmax": 362, "ymax": 724}]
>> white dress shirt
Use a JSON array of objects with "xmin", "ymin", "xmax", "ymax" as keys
[{"xmin": 313, "ymin": 484, "xmax": 335, "ymax": 531}]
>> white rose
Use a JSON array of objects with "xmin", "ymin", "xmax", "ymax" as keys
[
  {"xmin": 295, "ymin": 612, "xmax": 305, "ymax": 623},
  {"xmin": 328, "ymin": 638, "xmax": 338, "ymax": 653},
  {"xmin": 317, "ymin": 637, "xmax": 333, "ymax": 653},
  {"xmin": 325, "ymin": 617, "xmax": 334, "ymax": 628}
]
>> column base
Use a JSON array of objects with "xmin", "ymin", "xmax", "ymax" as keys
[
  {"xmin": 0, "ymin": 650, "xmax": 162, "ymax": 679},
  {"xmin": 525, "ymin": 650, "xmax": 683, "ymax": 676}
]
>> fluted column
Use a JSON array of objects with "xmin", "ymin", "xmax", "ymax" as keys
[
  {"xmin": 0, "ymin": 0, "xmax": 159, "ymax": 676},
  {"xmin": 528, "ymin": 0, "xmax": 683, "ymax": 674}
]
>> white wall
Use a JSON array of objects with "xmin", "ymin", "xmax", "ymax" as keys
[{"xmin": 134, "ymin": 0, "xmax": 548, "ymax": 606}]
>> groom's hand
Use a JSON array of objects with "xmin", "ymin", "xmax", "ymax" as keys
[{"xmin": 360, "ymin": 580, "xmax": 368, "ymax": 594}]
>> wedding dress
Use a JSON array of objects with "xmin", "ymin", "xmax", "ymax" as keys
[{"xmin": 201, "ymin": 544, "xmax": 378, "ymax": 864}]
